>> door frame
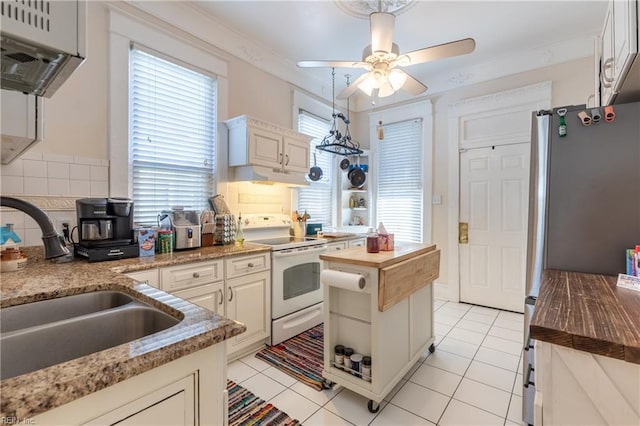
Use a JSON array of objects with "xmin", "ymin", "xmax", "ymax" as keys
[{"xmin": 445, "ymin": 82, "xmax": 551, "ymax": 303}]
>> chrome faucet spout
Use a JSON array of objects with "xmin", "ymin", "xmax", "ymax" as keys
[{"xmin": 0, "ymin": 196, "xmax": 70, "ymax": 259}]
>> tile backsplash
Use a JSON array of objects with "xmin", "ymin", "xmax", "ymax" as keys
[{"xmin": 0, "ymin": 151, "xmax": 109, "ymax": 247}]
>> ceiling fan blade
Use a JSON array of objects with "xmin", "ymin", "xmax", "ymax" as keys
[
  {"xmin": 297, "ymin": 60, "xmax": 367, "ymax": 68},
  {"xmin": 370, "ymin": 12, "xmax": 395, "ymax": 53},
  {"xmin": 336, "ymin": 73, "xmax": 372, "ymax": 99},
  {"xmin": 402, "ymin": 72, "xmax": 428, "ymax": 96},
  {"xmin": 402, "ymin": 38, "xmax": 476, "ymax": 65}
]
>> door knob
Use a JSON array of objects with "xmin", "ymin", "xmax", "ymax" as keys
[{"xmin": 459, "ymin": 222, "xmax": 469, "ymax": 244}]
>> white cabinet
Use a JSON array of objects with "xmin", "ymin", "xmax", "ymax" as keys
[
  {"xmin": 225, "ymin": 271, "xmax": 270, "ymax": 354},
  {"xmin": 124, "ymin": 252, "xmax": 271, "ymax": 358},
  {"xmin": 84, "ymin": 375, "xmax": 195, "ymax": 425},
  {"xmin": 33, "ymin": 345, "xmax": 226, "ymax": 426},
  {"xmin": 124, "ymin": 269, "xmax": 160, "ymax": 288},
  {"xmin": 599, "ymin": 0, "xmax": 638, "ymax": 105},
  {"xmin": 338, "ymin": 151, "xmax": 373, "ymax": 231},
  {"xmin": 534, "ymin": 341, "xmax": 640, "ymax": 426},
  {"xmin": 226, "ymin": 115, "xmax": 313, "ymax": 174}
]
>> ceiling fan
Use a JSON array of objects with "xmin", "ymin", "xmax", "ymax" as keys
[{"xmin": 297, "ymin": 11, "xmax": 476, "ymax": 99}]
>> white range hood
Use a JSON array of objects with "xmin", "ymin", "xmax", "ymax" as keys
[
  {"xmin": 1, "ymin": 0, "xmax": 86, "ymax": 164},
  {"xmin": 232, "ymin": 165, "xmax": 310, "ymax": 187}
]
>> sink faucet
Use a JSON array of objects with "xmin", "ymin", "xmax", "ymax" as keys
[{"xmin": 0, "ymin": 196, "xmax": 70, "ymax": 259}]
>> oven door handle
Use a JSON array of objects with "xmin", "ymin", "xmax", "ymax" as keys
[{"xmin": 272, "ymin": 245, "xmax": 327, "ymax": 258}]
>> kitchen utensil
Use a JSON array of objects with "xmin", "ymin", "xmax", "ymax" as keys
[
  {"xmin": 208, "ymin": 195, "xmax": 231, "ymax": 215},
  {"xmin": 340, "ymin": 158, "xmax": 350, "ymax": 170},
  {"xmin": 348, "ymin": 157, "xmax": 366, "ymax": 188},
  {"xmin": 309, "ymin": 153, "xmax": 323, "ymax": 181}
]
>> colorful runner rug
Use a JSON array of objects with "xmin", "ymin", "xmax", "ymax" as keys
[
  {"xmin": 255, "ymin": 324, "xmax": 325, "ymax": 391},
  {"xmin": 227, "ymin": 380, "xmax": 300, "ymax": 426}
]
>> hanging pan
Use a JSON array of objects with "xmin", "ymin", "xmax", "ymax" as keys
[
  {"xmin": 348, "ymin": 157, "xmax": 366, "ymax": 188},
  {"xmin": 309, "ymin": 153, "xmax": 323, "ymax": 181},
  {"xmin": 340, "ymin": 158, "xmax": 350, "ymax": 170}
]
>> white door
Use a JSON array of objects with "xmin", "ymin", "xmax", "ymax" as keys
[{"xmin": 459, "ymin": 143, "xmax": 530, "ymax": 312}]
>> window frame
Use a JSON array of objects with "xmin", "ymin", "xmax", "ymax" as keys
[
  {"xmin": 108, "ymin": 8, "xmax": 228, "ymax": 201},
  {"xmin": 370, "ymin": 101, "xmax": 433, "ymax": 243},
  {"xmin": 292, "ymin": 91, "xmax": 338, "ymax": 228}
]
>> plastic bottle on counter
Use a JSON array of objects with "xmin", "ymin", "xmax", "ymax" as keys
[
  {"xmin": 235, "ymin": 213, "xmax": 244, "ymax": 247},
  {"xmin": 343, "ymin": 347, "xmax": 354, "ymax": 372},
  {"xmin": 362, "ymin": 356, "xmax": 372, "ymax": 382},
  {"xmin": 334, "ymin": 345, "xmax": 345, "ymax": 369}
]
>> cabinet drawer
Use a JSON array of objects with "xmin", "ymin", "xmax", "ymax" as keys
[
  {"xmin": 349, "ymin": 238, "xmax": 366, "ymax": 248},
  {"xmin": 161, "ymin": 260, "xmax": 223, "ymax": 292},
  {"xmin": 125, "ymin": 269, "xmax": 160, "ymax": 288},
  {"xmin": 225, "ymin": 253, "xmax": 270, "ymax": 279},
  {"xmin": 327, "ymin": 242, "xmax": 348, "ymax": 252}
]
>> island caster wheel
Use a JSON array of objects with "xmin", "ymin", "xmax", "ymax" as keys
[
  {"xmin": 367, "ymin": 400, "xmax": 380, "ymax": 413},
  {"xmin": 322, "ymin": 379, "xmax": 334, "ymax": 389},
  {"xmin": 428, "ymin": 343, "xmax": 436, "ymax": 353}
]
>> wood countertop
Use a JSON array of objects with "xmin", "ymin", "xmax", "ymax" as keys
[
  {"xmin": 530, "ymin": 269, "xmax": 640, "ymax": 364},
  {"xmin": 320, "ymin": 242, "xmax": 437, "ymax": 269}
]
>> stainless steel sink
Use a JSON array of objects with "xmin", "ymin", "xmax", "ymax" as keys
[
  {"xmin": 0, "ymin": 292, "xmax": 180, "ymax": 380},
  {"xmin": 0, "ymin": 291, "xmax": 134, "ymax": 333}
]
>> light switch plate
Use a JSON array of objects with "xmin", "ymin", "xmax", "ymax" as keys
[{"xmin": 432, "ymin": 194, "xmax": 442, "ymax": 205}]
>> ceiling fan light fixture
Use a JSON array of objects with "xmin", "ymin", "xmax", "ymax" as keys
[
  {"xmin": 388, "ymin": 68, "xmax": 407, "ymax": 90},
  {"xmin": 378, "ymin": 80, "xmax": 396, "ymax": 97}
]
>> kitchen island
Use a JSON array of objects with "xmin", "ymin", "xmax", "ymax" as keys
[
  {"xmin": 319, "ymin": 242, "xmax": 440, "ymax": 412},
  {"xmin": 0, "ymin": 242, "xmax": 270, "ymax": 423},
  {"xmin": 529, "ymin": 270, "xmax": 640, "ymax": 425}
]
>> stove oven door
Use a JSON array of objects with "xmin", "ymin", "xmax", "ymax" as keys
[{"xmin": 271, "ymin": 244, "xmax": 327, "ymax": 319}]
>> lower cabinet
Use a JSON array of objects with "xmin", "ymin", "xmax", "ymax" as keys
[
  {"xmin": 124, "ymin": 253, "xmax": 271, "ymax": 359},
  {"xmin": 225, "ymin": 271, "xmax": 270, "ymax": 355},
  {"xmin": 33, "ymin": 344, "xmax": 226, "ymax": 426}
]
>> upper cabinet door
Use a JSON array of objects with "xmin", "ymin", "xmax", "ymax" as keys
[
  {"xmin": 283, "ymin": 136, "xmax": 310, "ymax": 173},
  {"xmin": 248, "ymin": 127, "xmax": 283, "ymax": 169},
  {"xmin": 600, "ymin": 3, "xmax": 615, "ymax": 105},
  {"xmin": 612, "ymin": 0, "xmax": 638, "ymax": 88}
]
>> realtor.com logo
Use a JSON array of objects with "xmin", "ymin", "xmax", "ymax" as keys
[{"xmin": 1, "ymin": 418, "xmax": 35, "ymax": 425}]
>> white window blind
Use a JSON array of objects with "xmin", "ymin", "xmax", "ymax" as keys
[
  {"xmin": 376, "ymin": 119, "xmax": 423, "ymax": 243},
  {"xmin": 297, "ymin": 111, "xmax": 333, "ymax": 227},
  {"xmin": 130, "ymin": 47, "xmax": 216, "ymax": 225}
]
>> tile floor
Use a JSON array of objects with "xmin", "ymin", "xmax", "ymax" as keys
[{"xmin": 228, "ymin": 300, "xmax": 526, "ymax": 426}]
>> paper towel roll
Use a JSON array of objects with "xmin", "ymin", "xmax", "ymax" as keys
[{"xmin": 321, "ymin": 269, "xmax": 366, "ymax": 291}]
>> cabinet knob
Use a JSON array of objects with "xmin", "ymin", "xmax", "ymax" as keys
[
  {"xmin": 336, "ymin": 247, "xmax": 341, "ymax": 250},
  {"xmin": 192, "ymin": 272, "xmax": 200, "ymax": 278},
  {"xmin": 247, "ymin": 262, "xmax": 254, "ymax": 267}
]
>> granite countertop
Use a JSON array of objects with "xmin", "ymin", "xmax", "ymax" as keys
[
  {"xmin": 0, "ymin": 242, "xmax": 271, "ymax": 419},
  {"xmin": 320, "ymin": 242, "xmax": 437, "ymax": 269},
  {"xmin": 530, "ymin": 269, "xmax": 640, "ymax": 364}
]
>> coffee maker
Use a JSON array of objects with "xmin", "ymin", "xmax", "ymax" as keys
[{"xmin": 74, "ymin": 198, "xmax": 138, "ymax": 262}]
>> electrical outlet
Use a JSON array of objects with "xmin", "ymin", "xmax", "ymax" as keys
[{"xmin": 55, "ymin": 218, "xmax": 72, "ymax": 234}]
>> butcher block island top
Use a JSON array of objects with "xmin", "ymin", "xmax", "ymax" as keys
[
  {"xmin": 530, "ymin": 269, "xmax": 640, "ymax": 364},
  {"xmin": 321, "ymin": 242, "xmax": 440, "ymax": 312}
]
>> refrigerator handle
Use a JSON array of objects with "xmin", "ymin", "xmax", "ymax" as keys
[{"xmin": 524, "ymin": 364, "xmax": 535, "ymax": 389}]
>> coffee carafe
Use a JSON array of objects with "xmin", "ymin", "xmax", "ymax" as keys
[{"xmin": 75, "ymin": 198, "xmax": 138, "ymax": 262}]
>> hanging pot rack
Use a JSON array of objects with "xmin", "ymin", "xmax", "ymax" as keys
[{"xmin": 316, "ymin": 69, "xmax": 363, "ymax": 157}]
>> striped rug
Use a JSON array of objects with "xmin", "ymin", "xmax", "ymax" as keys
[
  {"xmin": 255, "ymin": 324, "xmax": 325, "ymax": 391},
  {"xmin": 227, "ymin": 380, "xmax": 300, "ymax": 426}
]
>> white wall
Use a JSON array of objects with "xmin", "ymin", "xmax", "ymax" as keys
[{"xmin": 0, "ymin": 1, "xmax": 594, "ymax": 259}]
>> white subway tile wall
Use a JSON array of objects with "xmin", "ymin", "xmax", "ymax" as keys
[{"xmin": 0, "ymin": 152, "xmax": 109, "ymax": 246}]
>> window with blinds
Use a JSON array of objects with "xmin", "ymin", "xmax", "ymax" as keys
[
  {"xmin": 376, "ymin": 118, "xmax": 423, "ymax": 243},
  {"xmin": 129, "ymin": 47, "xmax": 216, "ymax": 225},
  {"xmin": 297, "ymin": 111, "xmax": 334, "ymax": 227}
]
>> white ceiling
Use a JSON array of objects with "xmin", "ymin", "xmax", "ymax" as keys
[{"xmin": 189, "ymin": 0, "xmax": 608, "ymax": 109}]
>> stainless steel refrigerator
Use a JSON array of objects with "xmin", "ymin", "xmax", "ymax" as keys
[{"xmin": 523, "ymin": 101, "xmax": 640, "ymax": 425}]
